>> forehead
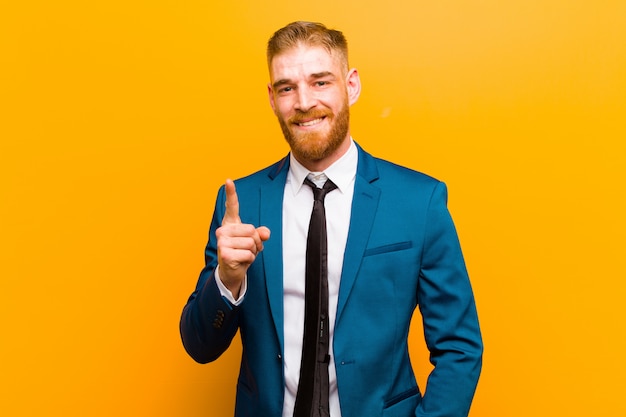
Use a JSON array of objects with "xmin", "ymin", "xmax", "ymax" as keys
[{"xmin": 269, "ymin": 45, "xmax": 343, "ymax": 81}]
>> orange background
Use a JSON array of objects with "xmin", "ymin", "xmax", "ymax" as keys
[{"xmin": 1, "ymin": 1, "xmax": 625, "ymax": 416}]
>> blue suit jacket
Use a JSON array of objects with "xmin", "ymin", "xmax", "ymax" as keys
[{"xmin": 181, "ymin": 144, "xmax": 482, "ymax": 417}]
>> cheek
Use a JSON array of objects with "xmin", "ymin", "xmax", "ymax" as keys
[
  {"xmin": 275, "ymin": 101, "xmax": 293, "ymax": 119},
  {"xmin": 321, "ymin": 90, "xmax": 347, "ymax": 111}
]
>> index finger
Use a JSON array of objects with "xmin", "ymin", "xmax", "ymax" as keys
[{"xmin": 222, "ymin": 179, "xmax": 241, "ymax": 225}]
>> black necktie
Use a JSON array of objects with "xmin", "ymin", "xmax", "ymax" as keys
[{"xmin": 294, "ymin": 178, "xmax": 337, "ymax": 417}]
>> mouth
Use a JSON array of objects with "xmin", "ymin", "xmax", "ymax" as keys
[{"xmin": 295, "ymin": 117, "xmax": 325, "ymax": 127}]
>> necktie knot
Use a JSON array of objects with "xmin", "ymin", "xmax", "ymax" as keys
[{"xmin": 304, "ymin": 177, "xmax": 337, "ymax": 203}]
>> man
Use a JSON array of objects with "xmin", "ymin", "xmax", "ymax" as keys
[{"xmin": 180, "ymin": 21, "xmax": 482, "ymax": 417}]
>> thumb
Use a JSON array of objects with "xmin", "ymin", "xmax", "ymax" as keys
[
  {"xmin": 257, "ymin": 226, "xmax": 271, "ymax": 242},
  {"xmin": 222, "ymin": 179, "xmax": 241, "ymax": 225}
]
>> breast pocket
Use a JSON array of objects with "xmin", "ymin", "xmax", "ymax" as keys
[{"xmin": 363, "ymin": 241, "xmax": 413, "ymax": 257}]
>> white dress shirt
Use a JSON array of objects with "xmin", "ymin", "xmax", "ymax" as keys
[{"xmin": 217, "ymin": 140, "xmax": 358, "ymax": 417}]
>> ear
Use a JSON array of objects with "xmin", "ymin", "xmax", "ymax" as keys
[
  {"xmin": 346, "ymin": 68, "xmax": 361, "ymax": 106},
  {"xmin": 268, "ymin": 83, "xmax": 276, "ymax": 112}
]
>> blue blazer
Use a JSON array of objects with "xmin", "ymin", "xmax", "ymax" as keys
[{"xmin": 181, "ymin": 144, "xmax": 483, "ymax": 417}]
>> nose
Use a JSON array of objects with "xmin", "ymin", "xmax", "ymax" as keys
[{"xmin": 294, "ymin": 87, "xmax": 317, "ymax": 112}]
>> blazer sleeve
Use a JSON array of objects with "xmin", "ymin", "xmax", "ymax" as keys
[
  {"xmin": 416, "ymin": 182, "xmax": 483, "ymax": 417},
  {"xmin": 180, "ymin": 185, "xmax": 241, "ymax": 364}
]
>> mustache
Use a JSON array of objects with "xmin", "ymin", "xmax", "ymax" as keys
[{"xmin": 289, "ymin": 110, "xmax": 331, "ymax": 124}]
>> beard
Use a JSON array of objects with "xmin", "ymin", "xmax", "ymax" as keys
[{"xmin": 276, "ymin": 99, "xmax": 350, "ymax": 163}]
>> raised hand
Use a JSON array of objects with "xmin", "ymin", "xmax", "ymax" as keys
[{"xmin": 215, "ymin": 179, "xmax": 270, "ymax": 298}]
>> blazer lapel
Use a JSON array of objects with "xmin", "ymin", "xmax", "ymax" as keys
[
  {"xmin": 258, "ymin": 147, "xmax": 379, "ymax": 345},
  {"xmin": 336, "ymin": 146, "xmax": 380, "ymax": 323},
  {"xmin": 259, "ymin": 156, "xmax": 289, "ymax": 353}
]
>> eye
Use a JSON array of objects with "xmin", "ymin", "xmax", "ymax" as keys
[
  {"xmin": 315, "ymin": 81, "xmax": 329, "ymax": 87},
  {"xmin": 277, "ymin": 86, "xmax": 295, "ymax": 95}
]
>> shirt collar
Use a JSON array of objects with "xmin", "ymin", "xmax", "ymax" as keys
[{"xmin": 287, "ymin": 138, "xmax": 358, "ymax": 196}]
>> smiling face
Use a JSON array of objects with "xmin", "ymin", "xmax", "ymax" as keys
[{"xmin": 268, "ymin": 44, "xmax": 361, "ymax": 171}]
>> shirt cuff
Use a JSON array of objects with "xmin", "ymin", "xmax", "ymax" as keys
[{"xmin": 214, "ymin": 266, "xmax": 247, "ymax": 306}]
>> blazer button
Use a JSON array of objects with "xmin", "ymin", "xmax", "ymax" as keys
[{"xmin": 213, "ymin": 310, "xmax": 225, "ymax": 328}]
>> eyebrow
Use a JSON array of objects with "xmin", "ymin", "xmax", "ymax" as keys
[
  {"xmin": 272, "ymin": 71, "xmax": 336, "ymax": 89},
  {"xmin": 310, "ymin": 71, "xmax": 334, "ymax": 79}
]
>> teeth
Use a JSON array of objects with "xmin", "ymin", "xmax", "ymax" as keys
[{"xmin": 298, "ymin": 118, "xmax": 323, "ymax": 127}]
